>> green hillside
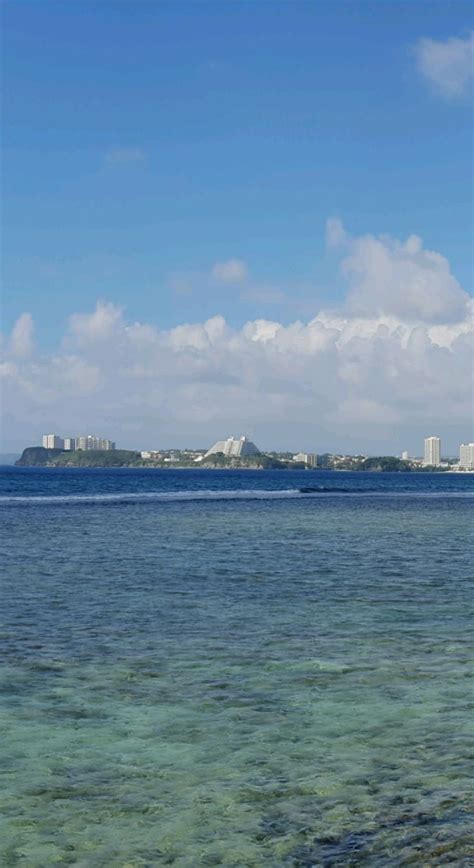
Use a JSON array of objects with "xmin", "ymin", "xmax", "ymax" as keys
[
  {"xmin": 16, "ymin": 447, "xmax": 65, "ymax": 466},
  {"xmin": 16, "ymin": 448, "xmax": 141, "ymax": 467}
]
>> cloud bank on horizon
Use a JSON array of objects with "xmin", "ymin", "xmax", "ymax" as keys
[{"xmin": 1, "ymin": 221, "xmax": 472, "ymax": 454}]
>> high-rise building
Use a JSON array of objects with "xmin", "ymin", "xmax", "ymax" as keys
[
  {"xmin": 293, "ymin": 453, "xmax": 318, "ymax": 466},
  {"xmin": 63, "ymin": 438, "xmax": 75, "ymax": 450},
  {"xmin": 424, "ymin": 436, "xmax": 441, "ymax": 466},
  {"xmin": 401, "ymin": 450, "xmax": 409, "ymax": 460},
  {"xmin": 75, "ymin": 435, "xmax": 115, "ymax": 451},
  {"xmin": 459, "ymin": 443, "xmax": 474, "ymax": 469},
  {"xmin": 42, "ymin": 434, "xmax": 64, "ymax": 449}
]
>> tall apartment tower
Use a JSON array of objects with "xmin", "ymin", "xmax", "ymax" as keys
[
  {"xmin": 42, "ymin": 434, "xmax": 64, "ymax": 449},
  {"xmin": 424, "ymin": 436, "xmax": 441, "ymax": 466},
  {"xmin": 459, "ymin": 443, "xmax": 474, "ymax": 469},
  {"xmin": 75, "ymin": 435, "xmax": 115, "ymax": 451}
]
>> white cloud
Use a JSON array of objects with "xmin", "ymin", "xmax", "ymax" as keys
[
  {"xmin": 9, "ymin": 313, "xmax": 34, "ymax": 358},
  {"xmin": 326, "ymin": 217, "xmax": 347, "ymax": 249},
  {"xmin": 104, "ymin": 147, "xmax": 146, "ymax": 166},
  {"xmin": 212, "ymin": 259, "xmax": 248, "ymax": 283},
  {"xmin": 414, "ymin": 31, "xmax": 474, "ymax": 99},
  {"xmin": 328, "ymin": 218, "xmax": 469, "ymax": 323},
  {"xmin": 67, "ymin": 302, "xmax": 124, "ymax": 347},
  {"xmin": 2, "ymin": 223, "xmax": 472, "ymax": 453}
]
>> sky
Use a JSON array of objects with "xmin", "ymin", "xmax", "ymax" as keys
[{"xmin": 1, "ymin": 0, "xmax": 473, "ymax": 454}]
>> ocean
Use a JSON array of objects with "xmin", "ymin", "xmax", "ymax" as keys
[{"xmin": 1, "ymin": 468, "xmax": 473, "ymax": 866}]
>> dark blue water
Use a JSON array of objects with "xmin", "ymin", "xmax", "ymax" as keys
[
  {"xmin": 1, "ymin": 465, "xmax": 473, "ymax": 501},
  {"xmin": 1, "ymin": 468, "xmax": 473, "ymax": 865}
]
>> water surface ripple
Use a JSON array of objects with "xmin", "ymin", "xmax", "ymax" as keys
[{"xmin": 1, "ymin": 469, "xmax": 473, "ymax": 865}]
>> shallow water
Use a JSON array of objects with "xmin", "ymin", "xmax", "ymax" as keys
[{"xmin": 1, "ymin": 469, "xmax": 473, "ymax": 865}]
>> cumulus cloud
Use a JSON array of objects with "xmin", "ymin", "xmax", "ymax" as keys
[
  {"xmin": 211, "ymin": 259, "xmax": 248, "ymax": 283},
  {"xmin": 414, "ymin": 31, "xmax": 474, "ymax": 99},
  {"xmin": 8, "ymin": 313, "xmax": 34, "ymax": 358},
  {"xmin": 67, "ymin": 302, "xmax": 124, "ymax": 347},
  {"xmin": 326, "ymin": 217, "xmax": 347, "ymax": 249},
  {"xmin": 328, "ymin": 218, "xmax": 469, "ymax": 323},
  {"xmin": 2, "ymin": 224, "xmax": 472, "ymax": 453}
]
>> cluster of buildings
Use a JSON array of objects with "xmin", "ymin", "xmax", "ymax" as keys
[
  {"xmin": 140, "ymin": 449, "xmax": 201, "ymax": 463},
  {"xmin": 39, "ymin": 429, "xmax": 474, "ymax": 470},
  {"xmin": 400, "ymin": 436, "xmax": 474, "ymax": 470},
  {"xmin": 138, "ymin": 436, "xmax": 320, "ymax": 467},
  {"xmin": 42, "ymin": 433, "xmax": 115, "ymax": 451},
  {"xmin": 202, "ymin": 437, "xmax": 319, "ymax": 465},
  {"xmin": 200, "ymin": 435, "xmax": 474, "ymax": 470},
  {"xmin": 292, "ymin": 452, "xmax": 318, "ymax": 467},
  {"xmin": 422, "ymin": 436, "xmax": 474, "ymax": 469},
  {"xmin": 459, "ymin": 442, "xmax": 474, "ymax": 470}
]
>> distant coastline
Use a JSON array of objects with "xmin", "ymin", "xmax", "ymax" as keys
[{"xmin": 15, "ymin": 446, "xmax": 454, "ymax": 472}]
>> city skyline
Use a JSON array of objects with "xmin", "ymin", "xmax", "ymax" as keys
[
  {"xmin": 20, "ymin": 431, "xmax": 473, "ymax": 464},
  {"xmin": 1, "ymin": 4, "xmax": 472, "ymax": 453},
  {"xmin": 11, "ymin": 429, "xmax": 474, "ymax": 471}
]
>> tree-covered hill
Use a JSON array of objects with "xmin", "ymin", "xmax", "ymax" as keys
[
  {"xmin": 358, "ymin": 456, "xmax": 413, "ymax": 472},
  {"xmin": 16, "ymin": 448, "xmax": 141, "ymax": 467},
  {"xmin": 16, "ymin": 447, "xmax": 66, "ymax": 466}
]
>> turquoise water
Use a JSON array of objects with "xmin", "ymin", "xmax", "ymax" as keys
[{"xmin": 1, "ymin": 469, "xmax": 473, "ymax": 865}]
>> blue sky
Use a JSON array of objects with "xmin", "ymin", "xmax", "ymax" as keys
[
  {"xmin": 1, "ymin": 2, "xmax": 473, "ymax": 453},
  {"xmin": 3, "ymin": 1, "xmax": 472, "ymax": 342}
]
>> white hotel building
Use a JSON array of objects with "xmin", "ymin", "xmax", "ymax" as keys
[
  {"xmin": 459, "ymin": 443, "xmax": 474, "ymax": 470},
  {"xmin": 42, "ymin": 434, "xmax": 64, "ymax": 449},
  {"xmin": 205, "ymin": 436, "xmax": 260, "ymax": 458},
  {"xmin": 423, "ymin": 436, "xmax": 441, "ymax": 466},
  {"xmin": 293, "ymin": 452, "xmax": 318, "ymax": 466},
  {"xmin": 75, "ymin": 435, "xmax": 115, "ymax": 451}
]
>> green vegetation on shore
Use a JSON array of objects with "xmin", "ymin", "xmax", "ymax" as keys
[
  {"xmin": 16, "ymin": 447, "xmax": 65, "ymax": 466},
  {"xmin": 16, "ymin": 447, "xmax": 142, "ymax": 467},
  {"xmin": 15, "ymin": 448, "xmax": 294, "ymax": 469},
  {"xmin": 16, "ymin": 447, "xmax": 451, "ymax": 471},
  {"xmin": 359, "ymin": 456, "xmax": 413, "ymax": 472},
  {"xmin": 200, "ymin": 452, "xmax": 301, "ymax": 470}
]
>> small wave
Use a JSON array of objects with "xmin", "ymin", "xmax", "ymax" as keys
[
  {"xmin": 299, "ymin": 485, "xmax": 380, "ymax": 494},
  {"xmin": 0, "ymin": 488, "xmax": 302, "ymax": 505},
  {"xmin": 0, "ymin": 487, "xmax": 471, "ymax": 505}
]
